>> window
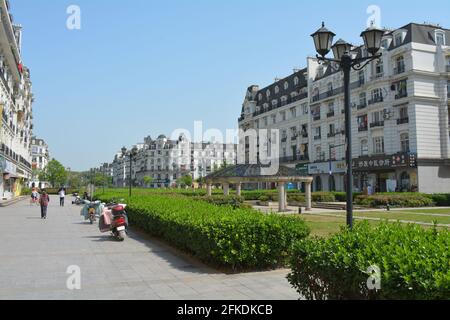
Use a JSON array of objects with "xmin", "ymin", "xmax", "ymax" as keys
[
  {"xmin": 375, "ymin": 60, "xmax": 384, "ymax": 76},
  {"xmin": 436, "ymin": 32, "xmax": 445, "ymax": 46},
  {"xmin": 372, "ymin": 110, "xmax": 383, "ymax": 123},
  {"xmin": 315, "ymin": 126, "xmax": 321, "ymax": 138},
  {"xmin": 280, "ymin": 111, "xmax": 286, "ymax": 121},
  {"xmin": 371, "ymin": 88, "xmax": 383, "ymax": 103},
  {"xmin": 328, "ymin": 102, "xmax": 334, "ymax": 114},
  {"xmin": 400, "ymin": 133, "xmax": 410, "ymax": 152},
  {"xmin": 399, "ymin": 105, "xmax": 408, "ymax": 120},
  {"xmin": 329, "ymin": 123, "xmax": 336, "ymax": 136},
  {"xmin": 316, "ymin": 146, "xmax": 322, "ymax": 161},
  {"xmin": 395, "ymin": 33, "xmax": 403, "ymax": 46},
  {"xmin": 381, "ymin": 38, "xmax": 389, "ymax": 49},
  {"xmin": 290, "ymin": 107, "xmax": 297, "ymax": 118},
  {"xmin": 271, "ymin": 115, "xmax": 276, "ymax": 124},
  {"xmin": 255, "ymin": 119, "xmax": 259, "ymax": 129},
  {"xmin": 395, "ymin": 79, "xmax": 408, "ymax": 99},
  {"xmin": 302, "ymin": 103, "xmax": 308, "ymax": 115},
  {"xmin": 266, "ymin": 90, "xmax": 271, "ymax": 98},
  {"xmin": 284, "ymin": 82, "xmax": 289, "ymax": 90},
  {"xmin": 312, "ymin": 87, "xmax": 319, "ymax": 101},
  {"xmin": 396, "ymin": 56, "xmax": 405, "ymax": 74},
  {"xmin": 359, "ymin": 92, "xmax": 367, "ymax": 106},
  {"xmin": 274, "ymin": 86, "xmax": 279, "ymax": 94},
  {"xmin": 358, "ymin": 70, "xmax": 365, "ymax": 85},
  {"xmin": 360, "ymin": 139, "xmax": 369, "ymax": 156},
  {"xmin": 373, "ymin": 137, "xmax": 385, "ymax": 154},
  {"xmin": 358, "ymin": 115, "xmax": 368, "ymax": 131},
  {"xmin": 263, "ymin": 117, "xmax": 268, "ymax": 126},
  {"xmin": 294, "ymin": 77, "xmax": 299, "ymax": 86},
  {"xmin": 327, "ymin": 82, "xmax": 333, "ymax": 95},
  {"xmin": 258, "ymin": 94, "xmax": 262, "ymax": 101}
]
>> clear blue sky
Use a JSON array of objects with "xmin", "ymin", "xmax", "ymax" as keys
[{"xmin": 12, "ymin": 0, "xmax": 450, "ymax": 171}]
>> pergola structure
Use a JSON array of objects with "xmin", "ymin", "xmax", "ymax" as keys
[{"xmin": 204, "ymin": 164, "xmax": 313, "ymax": 212}]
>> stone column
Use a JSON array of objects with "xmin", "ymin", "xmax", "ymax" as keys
[
  {"xmin": 223, "ymin": 183, "xmax": 230, "ymax": 196},
  {"xmin": 306, "ymin": 181, "xmax": 312, "ymax": 211},
  {"xmin": 236, "ymin": 182, "xmax": 242, "ymax": 196},
  {"xmin": 207, "ymin": 183, "xmax": 212, "ymax": 197},
  {"xmin": 278, "ymin": 182, "xmax": 286, "ymax": 212}
]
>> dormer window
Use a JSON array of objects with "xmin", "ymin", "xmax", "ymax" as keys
[
  {"xmin": 435, "ymin": 31, "xmax": 446, "ymax": 46},
  {"xmin": 284, "ymin": 82, "xmax": 289, "ymax": 90},
  {"xmin": 393, "ymin": 31, "xmax": 406, "ymax": 47},
  {"xmin": 258, "ymin": 94, "xmax": 263, "ymax": 101},
  {"xmin": 266, "ymin": 90, "xmax": 271, "ymax": 98},
  {"xmin": 294, "ymin": 77, "xmax": 299, "ymax": 86},
  {"xmin": 317, "ymin": 66, "xmax": 324, "ymax": 78},
  {"xmin": 274, "ymin": 86, "xmax": 279, "ymax": 94}
]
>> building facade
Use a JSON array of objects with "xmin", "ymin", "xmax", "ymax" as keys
[
  {"xmin": 0, "ymin": 1, "xmax": 33, "ymax": 200},
  {"xmin": 112, "ymin": 134, "xmax": 237, "ymax": 188},
  {"xmin": 30, "ymin": 137, "xmax": 50, "ymax": 188},
  {"xmin": 238, "ymin": 23, "xmax": 450, "ymax": 194}
]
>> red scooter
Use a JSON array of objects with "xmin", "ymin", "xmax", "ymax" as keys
[{"xmin": 99, "ymin": 203, "xmax": 129, "ymax": 242}]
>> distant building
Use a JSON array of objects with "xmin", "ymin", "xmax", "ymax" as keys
[
  {"xmin": 112, "ymin": 134, "xmax": 237, "ymax": 188},
  {"xmin": 30, "ymin": 137, "xmax": 50, "ymax": 188}
]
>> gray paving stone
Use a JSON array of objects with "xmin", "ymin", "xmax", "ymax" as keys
[{"xmin": 0, "ymin": 196, "xmax": 300, "ymax": 300}]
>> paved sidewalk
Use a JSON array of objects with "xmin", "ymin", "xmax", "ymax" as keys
[{"xmin": 0, "ymin": 196, "xmax": 300, "ymax": 300}]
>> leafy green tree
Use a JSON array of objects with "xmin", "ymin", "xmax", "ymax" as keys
[
  {"xmin": 143, "ymin": 176, "xmax": 154, "ymax": 187},
  {"xmin": 67, "ymin": 172, "xmax": 82, "ymax": 189},
  {"xmin": 92, "ymin": 173, "xmax": 109, "ymax": 188},
  {"xmin": 39, "ymin": 159, "xmax": 68, "ymax": 188},
  {"xmin": 177, "ymin": 175, "xmax": 193, "ymax": 188}
]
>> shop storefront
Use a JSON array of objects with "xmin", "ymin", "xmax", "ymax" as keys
[
  {"xmin": 352, "ymin": 153, "xmax": 417, "ymax": 193},
  {"xmin": 2, "ymin": 159, "xmax": 19, "ymax": 200},
  {"xmin": 308, "ymin": 160, "xmax": 347, "ymax": 192}
]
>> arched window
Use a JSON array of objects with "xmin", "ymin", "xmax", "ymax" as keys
[
  {"xmin": 400, "ymin": 133, "xmax": 410, "ymax": 152},
  {"xmin": 274, "ymin": 86, "xmax": 279, "ymax": 94},
  {"xmin": 294, "ymin": 77, "xmax": 299, "ymax": 86},
  {"xmin": 266, "ymin": 90, "xmax": 271, "ymax": 98},
  {"xmin": 284, "ymin": 82, "xmax": 289, "ymax": 90},
  {"xmin": 315, "ymin": 176, "xmax": 322, "ymax": 191},
  {"xmin": 258, "ymin": 94, "xmax": 263, "ymax": 101}
]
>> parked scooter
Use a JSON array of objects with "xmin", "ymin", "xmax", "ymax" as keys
[
  {"xmin": 81, "ymin": 200, "xmax": 102, "ymax": 224},
  {"xmin": 72, "ymin": 195, "xmax": 84, "ymax": 205},
  {"xmin": 99, "ymin": 202, "xmax": 128, "ymax": 241}
]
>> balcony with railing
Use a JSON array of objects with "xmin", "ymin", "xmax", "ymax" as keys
[
  {"xmin": 397, "ymin": 117, "xmax": 409, "ymax": 125},
  {"xmin": 314, "ymin": 135, "xmax": 322, "ymax": 141},
  {"xmin": 371, "ymin": 73, "xmax": 384, "ymax": 81},
  {"xmin": 358, "ymin": 125, "xmax": 368, "ymax": 132},
  {"xmin": 291, "ymin": 134, "xmax": 298, "ymax": 141},
  {"xmin": 313, "ymin": 114, "xmax": 321, "ymax": 121},
  {"xmin": 357, "ymin": 102, "xmax": 367, "ymax": 110},
  {"xmin": 368, "ymin": 96, "xmax": 384, "ymax": 105},
  {"xmin": 395, "ymin": 91, "xmax": 408, "ymax": 100},
  {"xmin": 394, "ymin": 64, "xmax": 405, "ymax": 75},
  {"xmin": 326, "ymin": 111, "xmax": 335, "ymax": 118},
  {"xmin": 327, "ymin": 132, "xmax": 336, "ymax": 138},
  {"xmin": 370, "ymin": 121, "xmax": 385, "ymax": 128},
  {"xmin": 301, "ymin": 131, "xmax": 308, "ymax": 138}
]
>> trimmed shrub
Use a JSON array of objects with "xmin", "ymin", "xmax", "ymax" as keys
[
  {"xmin": 288, "ymin": 222, "xmax": 450, "ymax": 300},
  {"xmin": 258, "ymin": 195, "xmax": 270, "ymax": 202},
  {"xmin": 430, "ymin": 194, "xmax": 450, "ymax": 206},
  {"xmin": 312, "ymin": 192, "xmax": 336, "ymax": 202},
  {"xmin": 355, "ymin": 194, "xmax": 434, "ymax": 208},
  {"xmin": 196, "ymin": 195, "xmax": 245, "ymax": 209},
  {"xmin": 97, "ymin": 193, "xmax": 310, "ymax": 270},
  {"xmin": 288, "ymin": 195, "xmax": 306, "ymax": 203}
]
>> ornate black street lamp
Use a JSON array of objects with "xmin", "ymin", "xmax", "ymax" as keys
[
  {"xmin": 122, "ymin": 146, "xmax": 139, "ymax": 197},
  {"xmin": 311, "ymin": 22, "xmax": 384, "ymax": 228}
]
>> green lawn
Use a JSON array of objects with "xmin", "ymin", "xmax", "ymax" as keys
[{"xmin": 321, "ymin": 209, "xmax": 450, "ymax": 225}]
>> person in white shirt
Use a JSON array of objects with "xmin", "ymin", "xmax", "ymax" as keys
[{"xmin": 58, "ymin": 188, "xmax": 66, "ymax": 207}]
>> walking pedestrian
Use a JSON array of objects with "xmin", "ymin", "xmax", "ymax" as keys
[
  {"xmin": 39, "ymin": 190, "xmax": 50, "ymax": 219},
  {"xmin": 58, "ymin": 187, "xmax": 66, "ymax": 207}
]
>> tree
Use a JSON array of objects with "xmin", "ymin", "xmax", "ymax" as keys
[
  {"xmin": 177, "ymin": 175, "xmax": 193, "ymax": 188},
  {"xmin": 92, "ymin": 173, "xmax": 109, "ymax": 188},
  {"xmin": 39, "ymin": 159, "xmax": 68, "ymax": 188},
  {"xmin": 143, "ymin": 176, "xmax": 154, "ymax": 188},
  {"xmin": 67, "ymin": 172, "xmax": 82, "ymax": 189}
]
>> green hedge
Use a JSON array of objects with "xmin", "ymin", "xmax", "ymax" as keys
[
  {"xmin": 355, "ymin": 194, "xmax": 435, "ymax": 208},
  {"xmin": 429, "ymin": 194, "xmax": 450, "ymax": 206},
  {"xmin": 195, "ymin": 195, "xmax": 247, "ymax": 209},
  {"xmin": 96, "ymin": 194, "xmax": 310, "ymax": 270},
  {"xmin": 288, "ymin": 222, "xmax": 450, "ymax": 300}
]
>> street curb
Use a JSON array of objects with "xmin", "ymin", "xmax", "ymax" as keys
[{"xmin": 0, "ymin": 196, "xmax": 27, "ymax": 207}]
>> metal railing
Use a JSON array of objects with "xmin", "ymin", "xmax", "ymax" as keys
[
  {"xmin": 397, "ymin": 118, "xmax": 409, "ymax": 125},
  {"xmin": 370, "ymin": 121, "xmax": 385, "ymax": 128}
]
